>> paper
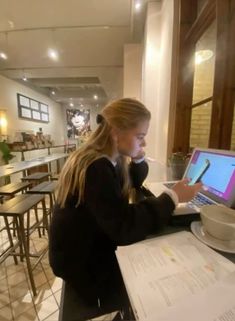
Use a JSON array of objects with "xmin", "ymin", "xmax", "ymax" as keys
[
  {"xmin": 156, "ymin": 272, "xmax": 235, "ymax": 321},
  {"xmin": 116, "ymin": 231, "xmax": 235, "ymax": 321}
]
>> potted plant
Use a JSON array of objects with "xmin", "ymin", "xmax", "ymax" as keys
[
  {"xmin": 0, "ymin": 141, "xmax": 15, "ymax": 164},
  {"xmin": 168, "ymin": 152, "xmax": 189, "ymax": 180}
]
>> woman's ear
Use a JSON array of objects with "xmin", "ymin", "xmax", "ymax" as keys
[{"xmin": 111, "ymin": 127, "xmax": 119, "ymax": 143}]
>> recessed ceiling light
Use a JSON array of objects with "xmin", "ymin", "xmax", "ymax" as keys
[
  {"xmin": 48, "ymin": 48, "xmax": 59, "ymax": 61},
  {"xmin": 135, "ymin": 2, "xmax": 141, "ymax": 10},
  {"xmin": 22, "ymin": 76, "xmax": 27, "ymax": 81},
  {"xmin": 0, "ymin": 52, "xmax": 8, "ymax": 60},
  {"xmin": 8, "ymin": 20, "xmax": 15, "ymax": 29},
  {"xmin": 51, "ymin": 91, "xmax": 55, "ymax": 95},
  {"xmin": 94, "ymin": 95, "xmax": 98, "ymax": 100},
  {"xmin": 69, "ymin": 102, "xmax": 74, "ymax": 107}
]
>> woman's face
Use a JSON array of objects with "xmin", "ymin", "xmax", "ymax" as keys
[
  {"xmin": 116, "ymin": 120, "xmax": 149, "ymax": 158},
  {"xmin": 71, "ymin": 114, "xmax": 84, "ymax": 128}
]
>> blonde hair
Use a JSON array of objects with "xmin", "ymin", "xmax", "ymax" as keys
[{"xmin": 57, "ymin": 98, "xmax": 151, "ymax": 207}]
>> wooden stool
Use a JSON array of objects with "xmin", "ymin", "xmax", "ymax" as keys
[
  {"xmin": 50, "ymin": 173, "xmax": 59, "ymax": 181},
  {"xmin": 0, "ymin": 182, "xmax": 31, "ymax": 235},
  {"xmin": 27, "ymin": 181, "xmax": 57, "ymax": 222},
  {"xmin": 0, "ymin": 194, "xmax": 48, "ymax": 296},
  {"xmin": 0, "ymin": 181, "xmax": 30, "ymax": 199},
  {"xmin": 21, "ymin": 172, "xmax": 50, "ymax": 187}
]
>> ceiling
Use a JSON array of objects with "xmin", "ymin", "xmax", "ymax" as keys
[{"xmin": 0, "ymin": 0, "xmax": 155, "ymax": 109}]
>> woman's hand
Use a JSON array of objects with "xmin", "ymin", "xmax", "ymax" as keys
[{"xmin": 172, "ymin": 179, "xmax": 203, "ymax": 203}]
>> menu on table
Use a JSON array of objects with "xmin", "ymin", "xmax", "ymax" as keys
[{"xmin": 116, "ymin": 231, "xmax": 235, "ymax": 321}]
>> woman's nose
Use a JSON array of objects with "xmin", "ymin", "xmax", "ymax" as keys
[{"xmin": 141, "ymin": 139, "xmax": 146, "ymax": 147}]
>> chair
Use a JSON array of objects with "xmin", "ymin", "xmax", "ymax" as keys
[{"xmin": 59, "ymin": 281, "xmax": 122, "ymax": 321}]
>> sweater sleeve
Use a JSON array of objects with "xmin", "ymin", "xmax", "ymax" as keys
[
  {"xmin": 129, "ymin": 159, "xmax": 149, "ymax": 188},
  {"xmin": 84, "ymin": 158, "xmax": 175, "ymax": 246}
]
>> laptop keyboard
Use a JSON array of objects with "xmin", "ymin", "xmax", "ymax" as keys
[
  {"xmin": 189, "ymin": 194, "xmax": 214, "ymax": 208},
  {"xmin": 164, "ymin": 182, "xmax": 215, "ymax": 209}
]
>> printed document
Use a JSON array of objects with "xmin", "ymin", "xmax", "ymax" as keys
[
  {"xmin": 156, "ymin": 271, "xmax": 235, "ymax": 321},
  {"xmin": 116, "ymin": 231, "xmax": 235, "ymax": 321}
]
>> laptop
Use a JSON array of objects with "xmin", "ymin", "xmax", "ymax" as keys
[{"xmin": 145, "ymin": 148, "xmax": 235, "ymax": 216}]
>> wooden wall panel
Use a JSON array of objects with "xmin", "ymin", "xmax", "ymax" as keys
[{"xmin": 209, "ymin": 0, "xmax": 235, "ymax": 149}]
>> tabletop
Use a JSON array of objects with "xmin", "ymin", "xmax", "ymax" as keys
[{"xmin": 0, "ymin": 153, "xmax": 68, "ymax": 178}]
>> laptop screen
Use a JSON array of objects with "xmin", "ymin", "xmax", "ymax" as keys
[{"xmin": 184, "ymin": 149, "xmax": 235, "ymax": 206}]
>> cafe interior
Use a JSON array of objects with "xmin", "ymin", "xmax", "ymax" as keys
[{"xmin": 0, "ymin": 0, "xmax": 235, "ymax": 320}]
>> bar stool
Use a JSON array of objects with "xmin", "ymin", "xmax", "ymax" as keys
[
  {"xmin": 27, "ymin": 181, "xmax": 57, "ymax": 223},
  {"xmin": 0, "ymin": 182, "xmax": 31, "ymax": 236},
  {"xmin": 21, "ymin": 172, "xmax": 50, "ymax": 187},
  {"xmin": 0, "ymin": 194, "xmax": 48, "ymax": 296},
  {"xmin": 0, "ymin": 181, "xmax": 30, "ymax": 199},
  {"xmin": 50, "ymin": 173, "xmax": 59, "ymax": 181}
]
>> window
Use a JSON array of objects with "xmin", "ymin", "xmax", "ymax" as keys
[
  {"xmin": 190, "ymin": 101, "xmax": 212, "ymax": 148},
  {"xmin": 173, "ymin": 0, "xmax": 235, "ymax": 152},
  {"xmin": 192, "ymin": 21, "xmax": 216, "ymax": 104},
  {"xmin": 189, "ymin": 21, "xmax": 216, "ymax": 148}
]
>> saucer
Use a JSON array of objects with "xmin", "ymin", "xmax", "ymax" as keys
[{"xmin": 191, "ymin": 221, "xmax": 235, "ymax": 253}]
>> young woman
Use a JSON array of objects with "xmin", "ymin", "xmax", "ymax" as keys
[{"xmin": 49, "ymin": 98, "xmax": 201, "ymax": 315}]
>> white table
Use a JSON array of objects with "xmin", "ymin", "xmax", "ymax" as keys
[
  {"xmin": 146, "ymin": 160, "xmax": 172, "ymax": 183},
  {"xmin": 0, "ymin": 153, "xmax": 68, "ymax": 178},
  {"xmin": 116, "ymin": 230, "xmax": 235, "ymax": 321}
]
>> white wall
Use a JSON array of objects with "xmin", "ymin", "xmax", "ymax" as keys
[
  {"xmin": 0, "ymin": 75, "xmax": 65, "ymax": 148},
  {"xmin": 142, "ymin": 2, "xmax": 162, "ymax": 161},
  {"xmin": 123, "ymin": 44, "xmax": 143, "ymax": 100},
  {"xmin": 156, "ymin": 0, "xmax": 177, "ymax": 164},
  {"xmin": 142, "ymin": 0, "xmax": 178, "ymax": 165}
]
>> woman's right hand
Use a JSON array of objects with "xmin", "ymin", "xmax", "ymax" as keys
[{"xmin": 172, "ymin": 179, "xmax": 203, "ymax": 203}]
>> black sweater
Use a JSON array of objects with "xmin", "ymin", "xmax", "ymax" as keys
[{"xmin": 49, "ymin": 157, "xmax": 175, "ymax": 301}]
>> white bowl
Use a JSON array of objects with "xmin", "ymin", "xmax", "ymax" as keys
[{"xmin": 200, "ymin": 205, "xmax": 235, "ymax": 241}]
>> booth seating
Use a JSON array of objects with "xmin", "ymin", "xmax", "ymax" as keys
[
  {"xmin": 0, "ymin": 194, "xmax": 48, "ymax": 296},
  {"xmin": 59, "ymin": 281, "xmax": 122, "ymax": 321},
  {"xmin": 21, "ymin": 172, "xmax": 50, "ymax": 186}
]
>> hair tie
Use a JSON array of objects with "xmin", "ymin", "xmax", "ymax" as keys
[{"xmin": 96, "ymin": 114, "xmax": 104, "ymax": 125}]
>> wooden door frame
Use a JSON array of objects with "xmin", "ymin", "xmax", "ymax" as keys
[
  {"xmin": 173, "ymin": 0, "xmax": 235, "ymax": 153},
  {"xmin": 209, "ymin": 0, "xmax": 235, "ymax": 149}
]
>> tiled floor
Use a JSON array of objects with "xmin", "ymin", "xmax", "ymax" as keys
[{"xmin": 0, "ymin": 211, "xmax": 118, "ymax": 321}]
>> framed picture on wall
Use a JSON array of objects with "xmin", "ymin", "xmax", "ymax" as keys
[
  {"xmin": 32, "ymin": 110, "xmax": 41, "ymax": 120},
  {"xmin": 41, "ymin": 113, "xmax": 49, "ymax": 122},
  {"xmin": 41, "ymin": 104, "xmax": 48, "ymax": 113},
  {"xmin": 66, "ymin": 109, "xmax": 91, "ymax": 138},
  {"xmin": 31, "ymin": 100, "xmax": 39, "ymax": 110},
  {"xmin": 21, "ymin": 107, "xmax": 31, "ymax": 118},
  {"xmin": 19, "ymin": 95, "xmax": 30, "ymax": 107},
  {"xmin": 17, "ymin": 93, "xmax": 49, "ymax": 123}
]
